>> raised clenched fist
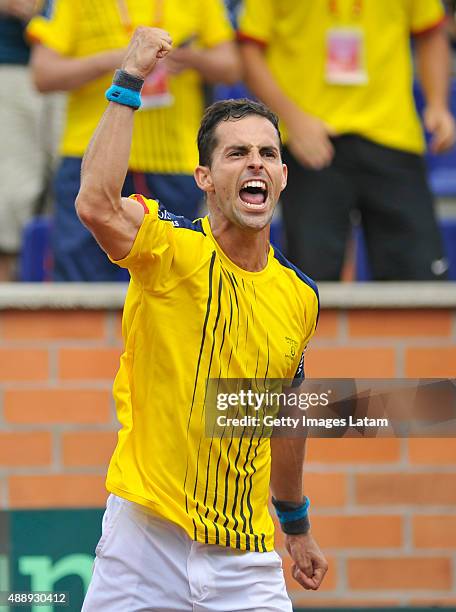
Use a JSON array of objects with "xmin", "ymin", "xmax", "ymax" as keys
[{"xmin": 121, "ymin": 26, "xmax": 173, "ymax": 80}]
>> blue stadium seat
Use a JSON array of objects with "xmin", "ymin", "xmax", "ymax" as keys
[
  {"xmin": 19, "ymin": 216, "xmax": 52, "ymax": 282},
  {"xmin": 213, "ymin": 82, "xmax": 252, "ymax": 102},
  {"xmin": 269, "ymin": 217, "xmax": 284, "ymax": 250},
  {"xmin": 354, "ymin": 219, "xmax": 456, "ymax": 281},
  {"xmin": 19, "ymin": 216, "xmax": 130, "ymax": 282},
  {"xmin": 441, "ymin": 219, "xmax": 456, "ymax": 280},
  {"xmin": 354, "ymin": 226, "xmax": 370, "ymax": 281}
]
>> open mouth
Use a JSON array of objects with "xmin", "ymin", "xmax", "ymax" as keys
[{"xmin": 239, "ymin": 180, "xmax": 268, "ymax": 207}]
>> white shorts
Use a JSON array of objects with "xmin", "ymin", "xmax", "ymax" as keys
[{"xmin": 82, "ymin": 494, "xmax": 292, "ymax": 612}]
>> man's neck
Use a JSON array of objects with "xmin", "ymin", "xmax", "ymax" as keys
[{"xmin": 208, "ymin": 216, "xmax": 270, "ymax": 272}]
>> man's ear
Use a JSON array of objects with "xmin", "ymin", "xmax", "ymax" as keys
[
  {"xmin": 194, "ymin": 165, "xmax": 215, "ymax": 193},
  {"xmin": 281, "ymin": 163, "xmax": 288, "ymax": 192}
]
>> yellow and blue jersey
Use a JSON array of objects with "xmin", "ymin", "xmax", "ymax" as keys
[{"xmin": 107, "ymin": 196, "xmax": 319, "ymax": 552}]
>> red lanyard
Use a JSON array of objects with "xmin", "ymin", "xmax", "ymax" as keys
[
  {"xmin": 116, "ymin": 0, "xmax": 164, "ymax": 36},
  {"xmin": 328, "ymin": 0, "xmax": 363, "ymax": 18}
]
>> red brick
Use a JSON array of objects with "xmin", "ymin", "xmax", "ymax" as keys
[
  {"xmin": 304, "ymin": 473, "xmax": 347, "ymax": 507},
  {"xmin": 59, "ymin": 348, "xmax": 121, "ymax": 380},
  {"xmin": 2, "ymin": 311, "xmax": 106, "ymax": 340},
  {"xmin": 348, "ymin": 310, "xmax": 452, "ymax": 337},
  {"xmin": 413, "ymin": 516, "xmax": 456, "ymax": 548},
  {"xmin": 405, "ymin": 347, "xmax": 456, "ymax": 377},
  {"xmin": 311, "ymin": 515, "xmax": 402, "ymax": 548},
  {"xmin": 409, "ymin": 439, "xmax": 456, "ymax": 465},
  {"xmin": 0, "ymin": 432, "xmax": 52, "ymax": 466},
  {"xmin": 8, "ymin": 474, "xmax": 107, "ymax": 507},
  {"xmin": 307, "ymin": 439, "xmax": 400, "ymax": 464},
  {"xmin": 115, "ymin": 312, "xmax": 123, "ymax": 340},
  {"xmin": 0, "ymin": 349, "xmax": 48, "ymax": 381},
  {"xmin": 315, "ymin": 311, "xmax": 339, "ymax": 338},
  {"xmin": 307, "ymin": 348, "xmax": 395, "ymax": 377},
  {"xmin": 4, "ymin": 389, "xmax": 111, "ymax": 424},
  {"xmin": 348, "ymin": 557, "xmax": 451, "ymax": 590},
  {"xmin": 356, "ymin": 473, "xmax": 456, "ymax": 505},
  {"xmin": 63, "ymin": 431, "xmax": 117, "ymax": 467}
]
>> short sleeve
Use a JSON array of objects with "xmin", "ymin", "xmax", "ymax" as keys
[
  {"xmin": 26, "ymin": 0, "xmax": 79, "ymax": 55},
  {"xmin": 237, "ymin": 0, "xmax": 275, "ymax": 46},
  {"xmin": 198, "ymin": 0, "xmax": 234, "ymax": 48},
  {"xmin": 111, "ymin": 196, "xmax": 177, "ymax": 291},
  {"xmin": 410, "ymin": 0, "xmax": 445, "ymax": 34}
]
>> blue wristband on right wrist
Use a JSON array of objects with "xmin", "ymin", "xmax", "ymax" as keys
[
  {"xmin": 106, "ymin": 69, "xmax": 144, "ymax": 109},
  {"xmin": 105, "ymin": 84, "xmax": 142, "ymax": 110}
]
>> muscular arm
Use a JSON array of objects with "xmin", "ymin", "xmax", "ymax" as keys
[
  {"xmin": 75, "ymin": 103, "xmax": 144, "ymax": 261},
  {"xmin": 240, "ymin": 41, "xmax": 334, "ymax": 169},
  {"xmin": 75, "ymin": 27, "xmax": 173, "ymax": 261},
  {"xmin": 415, "ymin": 24, "xmax": 456, "ymax": 152},
  {"xmin": 30, "ymin": 44, "xmax": 125, "ymax": 93},
  {"xmin": 270, "ymin": 426, "xmax": 328, "ymax": 590},
  {"xmin": 270, "ymin": 437, "xmax": 305, "ymax": 503}
]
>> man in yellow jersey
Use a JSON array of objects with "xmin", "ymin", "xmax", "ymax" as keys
[
  {"xmin": 26, "ymin": 0, "xmax": 239, "ymax": 281},
  {"xmin": 239, "ymin": 0, "xmax": 456, "ymax": 281},
  {"xmin": 77, "ymin": 26, "xmax": 327, "ymax": 611}
]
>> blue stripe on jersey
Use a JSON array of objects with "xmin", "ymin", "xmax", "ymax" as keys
[
  {"xmin": 41, "ymin": 0, "xmax": 56, "ymax": 19},
  {"xmin": 157, "ymin": 203, "xmax": 206, "ymax": 234},
  {"xmin": 272, "ymin": 246, "xmax": 319, "ymax": 313},
  {"xmin": 273, "ymin": 247, "xmax": 318, "ymax": 383},
  {"xmin": 293, "ymin": 351, "xmax": 305, "ymax": 384}
]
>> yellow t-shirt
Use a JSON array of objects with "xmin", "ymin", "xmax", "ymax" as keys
[
  {"xmin": 27, "ymin": 0, "xmax": 233, "ymax": 173},
  {"xmin": 106, "ymin": 197, "xmax": 319, "ymax": 552},
  {"xmin": 238, "ymin": 0, "xmax": 445, "ymax": 154}
]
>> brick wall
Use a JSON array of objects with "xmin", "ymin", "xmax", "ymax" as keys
[{"xmin": 0, "ymin": 307, "xmax": 455, "ymax": 607}]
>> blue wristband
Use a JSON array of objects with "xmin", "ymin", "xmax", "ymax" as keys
[
  {"xmin": 273, "ymin": 496, "xmax": 310, "ymax": 524},
  {"xmin": 105, "ymin": 84, "xmax": 142, "ymax": 110},
  {"xmin": 272, "ymin": 496, "xmax": 311, "ymax": 535}
]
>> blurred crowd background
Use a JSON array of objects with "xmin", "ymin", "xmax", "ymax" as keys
[{"xmin": 1, "ymin": 0, "xmax": 456, "ymax": 283}]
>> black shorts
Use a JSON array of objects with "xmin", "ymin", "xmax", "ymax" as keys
[{"xmin": 281, "ymin": 135, "xmax": 447, "ymax": 281}]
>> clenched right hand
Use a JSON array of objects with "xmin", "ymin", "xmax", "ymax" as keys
[{"xmin": 121, "ymin": 26, "xmax": 173, "ymax": 80}]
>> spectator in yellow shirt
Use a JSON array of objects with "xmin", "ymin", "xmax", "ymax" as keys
[
  {"xmin": 239, "ymin": 0, "xmax": 456, "ymax": 281},
  {"xmin": 27, "ymin": 0, "xmax": 240, "ymax": 281}
]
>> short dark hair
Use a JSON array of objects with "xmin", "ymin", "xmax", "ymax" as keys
[{"xmin": 197, "ymin": 98, "xmax": 282, "ymax": 167}]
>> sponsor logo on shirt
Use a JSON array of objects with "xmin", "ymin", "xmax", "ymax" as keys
[{"xmin": 284, "ymin": 336, "xmax": 298, "ymax": 362}]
